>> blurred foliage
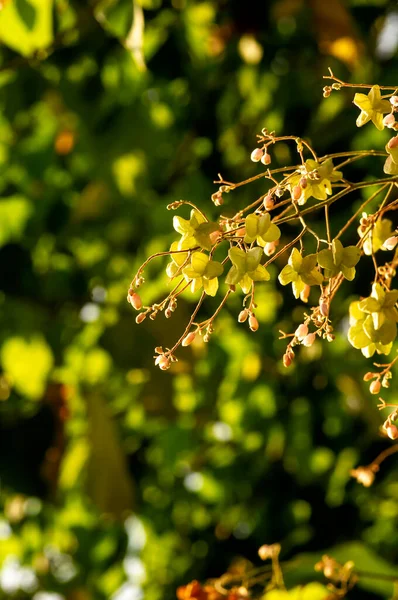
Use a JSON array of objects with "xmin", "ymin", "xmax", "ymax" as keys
[{"xmin": 0, "ymin": 0, "xmax": 398, "ymax": 599}]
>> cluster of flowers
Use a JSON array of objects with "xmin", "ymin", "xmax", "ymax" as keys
[{"xmin": 129, "ymin": 72, "xmax": 398, "ymax": 439}]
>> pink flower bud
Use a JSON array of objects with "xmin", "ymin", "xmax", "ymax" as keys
[
  {"xmin": 129, "ymin": 292, "xmax": 142, "ymax": 310},
  {"xmin": 386, "ymin": 423, "xmax": 398, "ymax": 440},
  {"xmin": 209, "ymin": 230, "xmax": 221, "ymax": 245},
  {"xmin": 263, "ymin": 194, "xmax": 274, "ymax": 210},
  {"xmin": 302, "ymin": 333, "xmax": 316, "ymax": 347},
  {"xmin": 295, "ymin": 323, "xmax": 308, "ymax": 340},
  {"xmin": 135, "ymin": 312, "xmax": 146, "ymax": 324},
  {"xmin": 292, "ymin": 185, "xmax": 302, "ymax": 201},
  {"xmin": 383, "ymin": 113, "xmax": 396, "ymax": 128},
  {"xmin": 182, "ymin": 332, "xmax": 196, "ymax": 346},
  {"xmin": 384, "ymin": 235, "xmax": 398, "ymax": 250},
  {"xmin": 319, "ymin": 301, "xmax": 329, "ymax": 317},
  {"xmin": 388, "ymin": 136, "xmax": 398, "ymax": 149},
  {"xmin": 264, "ymin": 241, "xmax": 278, "ymax": 256},
  {"xmin": 261, "ymin": 152, "xmax": 271, "ymax": 165},
  {"xmin": 251, "ymin": 148, "xmax": 264, "ymax": 162},
  {"xmin": 390, "ymin": 95, "xmax": 398, "ymax": 107},
  {"xmin": 249, "ymin": 314, "xmax": 259, "ymax": 332},
  {"xmin": 299, "ymin": 177, "xmax": 308, "ymax": 189},
  {"xmin": 369, "ymin": 380, "xmax": 381, "ymax": 395},
  {"xmin": 238, "ymin": 309, "xmax": 248, "ymax": 323}
]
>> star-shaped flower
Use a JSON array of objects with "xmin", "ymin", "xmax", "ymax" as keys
[
  {"xmin": 182, "ymin": 252, "xmax": 223, "ymax": 296},
  {"xmin": 225, "ymin": 246, "xmax": 270, "ymax": 293},
  {"xmin": 278, "ymin": 248, "xmax": 323, "ymax": 298},
  {"xmin": 288, "ymin": 159, "xmax": 342, "ymax": 205},
  {"xmin": 317, "ymin": 239, "xmax": 361, "ymax": 281},
  {"xmin": 353, "ymin": 85, "xmax": 391, "ymax": 131},
  {"xmin": 244, "ymin": 213, "xmax": 281, "ymax": 247}
]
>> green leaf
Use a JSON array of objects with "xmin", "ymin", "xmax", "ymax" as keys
[{"xmin": 0, "ymin": 0, "xmax": 53, "ymax": 56}]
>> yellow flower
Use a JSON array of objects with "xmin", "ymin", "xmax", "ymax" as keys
[{"xmin": 353, "ymin": 85, "xmax": 391, "ymax": 131}]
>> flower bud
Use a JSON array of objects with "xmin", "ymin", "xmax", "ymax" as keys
[
  {"xmin": 295, "ymin": 323, "xmax": 308, "ymax": 340},
  {"xmin": 209, "ymin": 230, "xmax": 221, "ymax": 244},
  {"xmin": 275, "ymin": 187, "xmax": 284, "ymax": 198},
  {"xmin": 251, "ymin": 148, "xmax": 264, "ymax": 162},
  {"xmin": 302, "ymin": 332, "xmax": 316, "ymax": 347},
  {"xmin": 369, "ymin": 379, "xmax": 381, "ymax": 395},
  {"xmin": 384, "ymin": 235, "xmax": 398, "ymax": 250},
  {"xmin": 292, "ymin": 185, "xmax": 302, "ymax": 201},
  {"xmin": 382, "ymin": 376, "xmax": 390, "ymax": 388},
  {"xmin": 383, "ymin": 113, "xmax": 396, "ymax": 128},
  {"xmin": 388, "ymin": 136, "xmax": 398, "ymax": 149},
  {"xmin": 135, "ymin": 312, "xmax": 146, "ymax": 324},
  {"xmin": 390, "ymin": 95, "xmax": 398, "ymax": 107},
  {"xmin": 363, "ymin": 372, "xmax": 375, "ymax": 382},
  {"xmin": 299, "ymin": 177, "xmax": 308, "ymax": 189},
  {"xmin": 238, "ymin": 309, "xmax": 248, "ymax": 323},
  {"xmin": 283, "ymin": 353, "xmax": 292, "ymax": 367},
  {"xmin": 249, "ymin": 314, "xmax": 259, "ymax": 332},
  {"xmin": 386, "ymin": 423, "xmax": 398, "ymax": 440},
  {"xmin": 319, "ymin": 301, "xmax": 329, "ymax": 317},
  {"xmin": 261, "ymin": 151, "xmax": 271, "ymax": 165},
  {"xmin": 157, "ymin": 355, "xmax": 170, "ymax": 370},
  {"xmin": 182, "ymin": 332, "xmax": 196, "ymax": 346},
  {"xmin": 263, "ymin": 194, "xmax": 274, "ymax": 210},
  {"xmin": 264, "ymin": 241, "xmax": 278, "ymax": 256},
  {"xmin": 129, "ymin": 292, "xmax": 142, "ymax": 310},
  {"xmin": 165, "ymin": 308, "xmax": 172, "ymax": 318}
]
